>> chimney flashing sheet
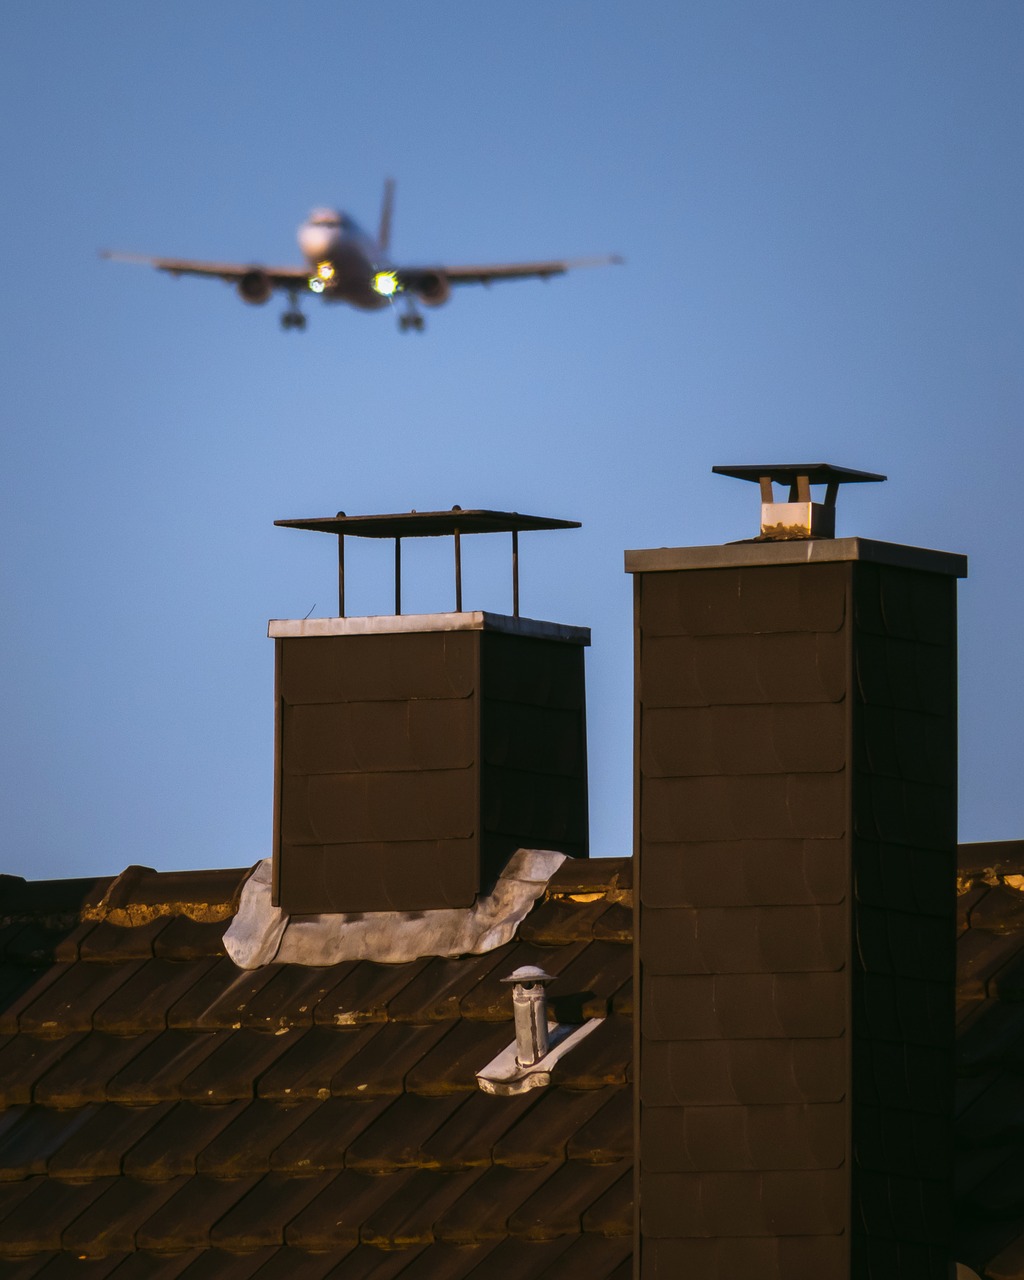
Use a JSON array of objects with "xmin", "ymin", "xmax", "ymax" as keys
[{"xmin": 224, "ymin": 848, "xmax": 568, "ymax": 969}]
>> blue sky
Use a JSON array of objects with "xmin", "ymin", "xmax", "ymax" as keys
[{"xmin": 2, "ymin": 2, "xmax": 1022, "ymax": 880}]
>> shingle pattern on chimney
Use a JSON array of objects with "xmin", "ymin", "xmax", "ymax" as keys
[
  {"xmin": 0, "ymin": 859, "xmax": 631, "ymax": 1278},
  {"xmin": 633, "ymin": 556, "xmax": 959, "ymax": 1278}
]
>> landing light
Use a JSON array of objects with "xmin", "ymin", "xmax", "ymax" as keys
[
  {"xmin": 372, "ymin": 270, "xmax": 401, "ymax": 297},
  {"xmin": 308, "ymin": 278, "xmax": 325, "ymax": 294},
  {"xmin": 316, "ymin": 262, "xmax": 335, "ymax": 281}
]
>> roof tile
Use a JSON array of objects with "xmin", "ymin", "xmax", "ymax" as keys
[
  {"xmin": 105, "ymin": 1030, "xmax": 229, "ymax": 1105},
  {"xmin": 93, "ymin": 959, "xmax": 220, "ymax": 1034},
  {"xmin": 433, "ymin": 1164, "xmax": 561, "ymax": 1244},
  {"xmin": 255, "ymin": 1026, "xmax": 379, "ymax": 1102},
  {"xmin": 16, "ymin": 963, "xmax": 147, "ymax": 1037},
  {"xmin": 581, "ymin": 1168, "xmax": 633, "ymax": 1236},
  {"xmin": 338, "ymin": 1093, "xmax": 466, "ymax": 1173},
  {"xmin": 566, "ymin": 1085, "xmax": 632, "ymax": 1164},
  {"xmin": 0, "ymin": 1177, "xmax": 113, "ymax": 1253},
  {"xmin": 536, "ymin": 1230, "xmax": 633, "ymax": 1277},
  {"xmin": 196, "ymin": 1100, "xmax": 320, "ymax": 1178},
  {"xmin": 311, "ymin": 961, "xmax": 431, "ymax": 1028},
  {"xmin": 492, "ymin": 1087, "xmax": 615, "ymax": 1169},
  {"xmin": 283, "ymin": 1169, "xmax": 415, "ymax": 1250},
  {"xmin": 269, "ymin": 1097, "xmax": 393, "ymax": 1175},
  {"xmin": 405, "ymin": 1020, "xmax": 514, "ymax": 1096},
  {"xmin": 134, "ymin": 1175, "xmax": 261, "ymax": 1251},
  {"xmin": 386, "ymin": 953, "xmax": 511, "ymax": 1025},
  {"xmin": 151, "ymin": 918, "xmax": 228, "ymax": 962},
  {"xmin": 0, "ymin": 1106, "xmax": 97, "ymax": 1181},
  {"xmin": 418, "ymin": 1089, "xmax": 539, "ymax": 1171},
  {"xmin": 62, "ymin": 1177, "xmax": 184, "ymax": 1258},
  {"xmin": 330, "ymin": 1021, "xmax": 451, "ymax": 1098},
  {"xmin": 509, "ymin": 1158, "xmax": 631, "ymax": 1240},
  {"xmin": 208, "ymin": 1171, "xmax": 337, "ymax": 1250},
  {"xmin": 179, "ymin": 1029, "xmax": 302, "ymax": 1104},
  {"xmin": 33, "ymin": 1034, "xmax": 161, "ymax": 1108},
  {"xmin": 121, "ymin": 1102, "xmax": 247, "ymax": 1179},
  {"xmin": 47, "ymin": 1103, "xmax": 175, "ymax": 1180},
  {"xmin": 78, "ymin": 920, "xmax": 172, "ymax": 962},
  {"xmin": 360, "ymin": 1167, "xmax": 485, "ymax": 1248}
]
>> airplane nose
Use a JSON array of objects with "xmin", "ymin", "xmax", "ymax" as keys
[{"xmin": 298, "ymin": 224, "xmax": 339, "ymax": 262}]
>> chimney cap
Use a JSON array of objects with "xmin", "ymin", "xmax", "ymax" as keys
[
  {"xmin": 712, "ymin": 463, "xmax": 886, "ymax": 488},
  {"xmin": 713, "ymin": 463, "xmax": 886, "ymax": 541},
  {"xmin": 275, "ymin": 508, "xmax": 580, "ymax": 538}
]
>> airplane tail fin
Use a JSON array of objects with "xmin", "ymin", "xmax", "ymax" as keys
[{"xmin": 378, "ymin": 178, "xmax": 395, "ymax": 253}]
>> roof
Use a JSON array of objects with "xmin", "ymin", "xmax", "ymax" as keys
[
  {"xmin": 0, "ymin": 857, "xmax": 632, "ymax": 1278},
  {"xmin": 4, "ymin": 839, "xmax": 1024, "ymax": 1278},
  {"xmin": 955, "ymin": 840, "xmax": 1024, "ymax": 1280}
]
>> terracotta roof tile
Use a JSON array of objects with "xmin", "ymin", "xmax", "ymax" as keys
[
  {"xmin": 433, "ymin": 1163, "xmax": 561, "ymax": 1244},
  {"xmin": 360, "ymin": 1167, "xmax": 485, "ymax": 1249}
]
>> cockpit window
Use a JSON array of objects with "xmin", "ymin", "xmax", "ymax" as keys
[{"xmin": 309, "ymin": 208, "xmax": 343, "ymax": 228}]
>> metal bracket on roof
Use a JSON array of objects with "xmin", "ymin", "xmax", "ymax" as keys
[{"xmin": 712, "ymin": 463, "xmax": 886, "ymax": 541}]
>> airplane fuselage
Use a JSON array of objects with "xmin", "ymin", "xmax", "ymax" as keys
[{"xmin": 296, "ymin": 208, "xmax": 390, "ymax": 310}]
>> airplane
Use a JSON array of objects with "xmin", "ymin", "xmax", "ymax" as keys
[{"xmin": 101, "ymin": 180, "xmax": 622, "ymax": 332}]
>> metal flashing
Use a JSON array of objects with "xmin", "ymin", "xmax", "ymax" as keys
[
  {"xmin": 269, "ymin": 611, "xmax": 590, "ymax": 645},
  {"xmin": 476, "ymin": 1017, "xmax": 604, "ymax": 1096},
  {"xmin": 225, "ymin": 849, "xmax": 569, "ymax": 968},
  {"xmin": 625, "ymin": 536, "xmax": 967, "ymax": 578}
]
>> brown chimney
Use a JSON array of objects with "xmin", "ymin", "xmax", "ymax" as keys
[
  {"xmin": 270, "ymin": 507, "xmax": 589, "ymax": 914},
  {"xmin": 627, "ymin": 465, "xmax": 966, "ymax": 1278}
]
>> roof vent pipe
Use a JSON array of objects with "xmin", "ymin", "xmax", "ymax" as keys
[{"xmin": 501, "ymin": 966, "xmax": 555, "ymax": 1067}]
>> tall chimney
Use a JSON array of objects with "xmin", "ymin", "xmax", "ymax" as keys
[
  {"xmin": 270, "ymin": 506, "xmax": 589, "ymax": 915},
  {"xmin": 627, "ymin": 465, "xmax": 966, "ymax": 1278}
]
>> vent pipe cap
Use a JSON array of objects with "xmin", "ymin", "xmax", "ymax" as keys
[{"xmin": 713, "ymin": 463, "xmax": 886, "ymax": 541}]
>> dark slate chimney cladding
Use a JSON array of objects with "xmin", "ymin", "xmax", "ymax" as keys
[
  {"xmin": 627, "ymin": 535, "xmax": 966, "ymax": 1279},
  {"xmin": 272, "ymin": 616, "xmax": 589, "ymax": 914}
]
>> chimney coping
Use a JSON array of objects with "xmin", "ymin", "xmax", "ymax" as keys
[
  {"xmin": 624, "ymin": 536, "xmax": 967, "ymax": 578},
  {"xmin": 268, "ymin": 609, "xmax": 591, "ymax": 644}
]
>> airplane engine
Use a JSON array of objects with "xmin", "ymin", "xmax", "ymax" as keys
[
  {"xmin": 237, "ymin": 270, "xmax": 273, "ymax": 305},
  {"xmin": 415, "ymin": 271, "xmax": 451, "ymax": 307}
]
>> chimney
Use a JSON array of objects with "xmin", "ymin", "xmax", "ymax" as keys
[
  {"xmin": 269, "ymin": 506, "xmax": 589, "ymax": 914},
  {"xmin": 626, "ymin": 465, "xmax": 966, "ymax": 1278}
]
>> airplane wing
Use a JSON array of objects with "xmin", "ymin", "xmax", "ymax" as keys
[
  {"xmin": 398, "ymin": 254, "xmax": 623, "ymax": 287},
  {"xmin": 99, "ymin": 252, "xmax": 310, "ymax": 286}
]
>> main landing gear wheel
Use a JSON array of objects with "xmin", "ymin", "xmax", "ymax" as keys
[{"xmin": 281, "ymin": 311, "xmax": 306, "ymax": 331}]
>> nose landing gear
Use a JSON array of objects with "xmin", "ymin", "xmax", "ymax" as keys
[{"xmin": 398, "ymin": 307, "xmax": 425, "ymax": 333}]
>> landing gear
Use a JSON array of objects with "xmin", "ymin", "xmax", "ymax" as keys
[
  {"xmin": 281, "ymin": 289, "xmax": 306, "ymax": 331},
  {"xmin": 398, "ymin": 310, "xmax": 425, "ymax": 333}
]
